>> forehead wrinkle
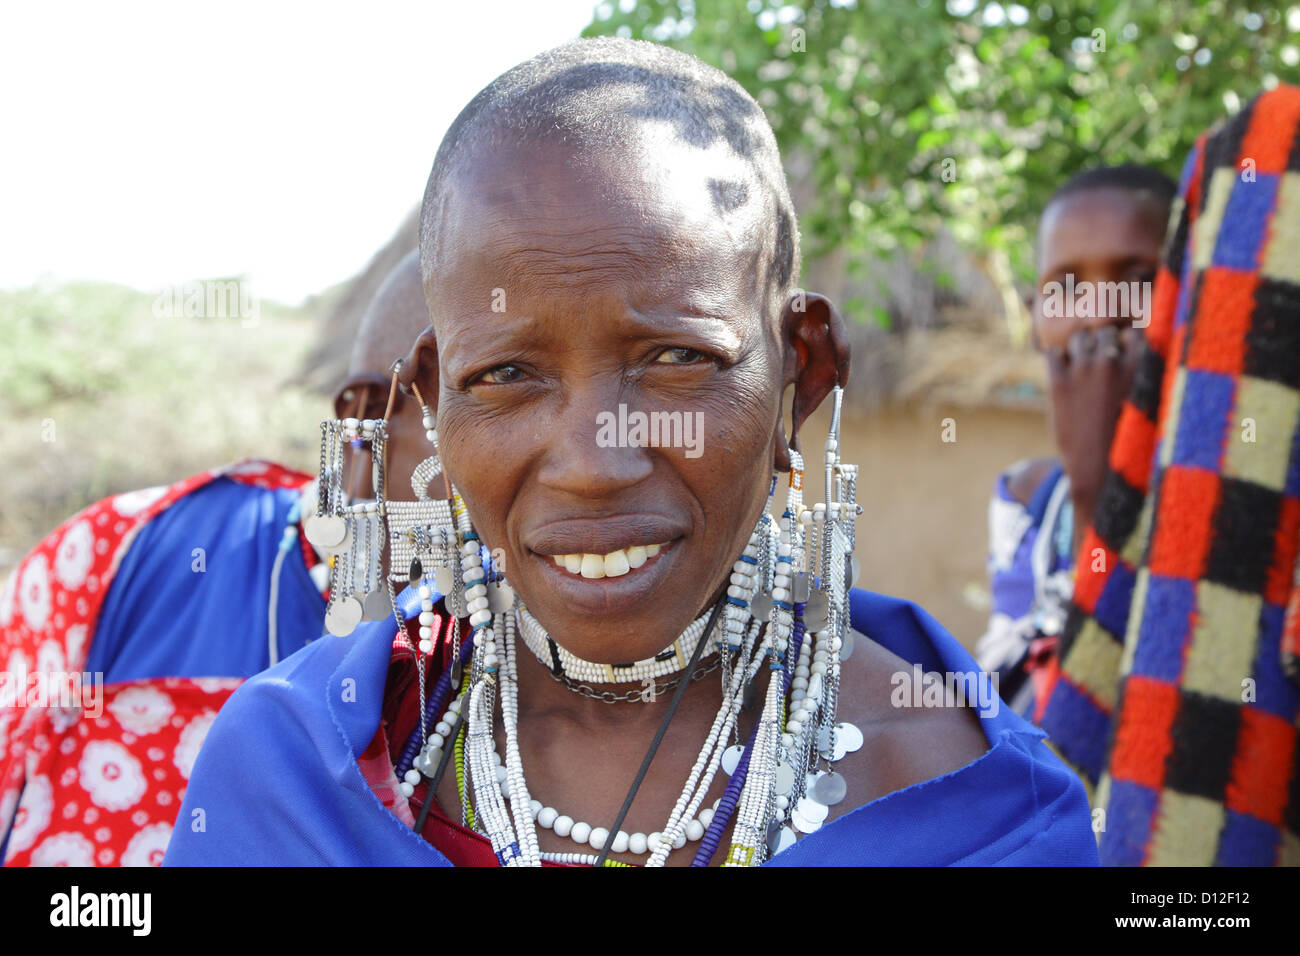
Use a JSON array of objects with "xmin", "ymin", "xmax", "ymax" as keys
[
  {"xmin": 436, "ymin": 268, "xmax": 763, "ymax": 368},
  {"xmin": 492, "ymin": 237, "xmax": 667, "ymax": 288},
  {"xmin": 463, "ymin": 229, "xmax": 742, "ymax": 320}
]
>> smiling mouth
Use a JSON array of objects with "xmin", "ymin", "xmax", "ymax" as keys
[{"xmin": 546, "ymin": 542, "xmax": 670, "ymax": 579}]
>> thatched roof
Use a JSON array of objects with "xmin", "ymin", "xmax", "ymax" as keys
[
  {"xmin": 298, "ymin": 207, "xmax": 419, "ymax": 394},
  {"xmin": 896, "ymin": 327, "xmax": 1046, "ymax": 410}
]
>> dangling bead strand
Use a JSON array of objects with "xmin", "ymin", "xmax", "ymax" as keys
[{"xmin": 498, "ymin": 611, "xmax": 540, "ymax": 865}]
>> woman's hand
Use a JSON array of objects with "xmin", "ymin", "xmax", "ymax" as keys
[{"xmin": 1046, "ymin": 323, "xmax": 1143, "ymax": 552}]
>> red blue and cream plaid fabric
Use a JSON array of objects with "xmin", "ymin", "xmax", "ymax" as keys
[{"xmin": 1039, "ymin": 84, "xmax": 1300, "ymax": 866}]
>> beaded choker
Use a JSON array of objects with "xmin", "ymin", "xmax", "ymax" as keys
[{"xmin": 517, "ymin": 604, "xmax": 717, "ymax": 688}]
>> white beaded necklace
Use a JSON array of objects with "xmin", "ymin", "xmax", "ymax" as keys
[
  {"xmin": 517, "ymin": 604, "xmax": 716, "ymax": 684},
  {"xmin": 409, "ymin": 641, "xmax": 722, "ymax": 859}
]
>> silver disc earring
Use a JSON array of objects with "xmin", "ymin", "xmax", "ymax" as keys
[{"xmin": 306, "ymin": 416, "xmax": 387, "ymax": 636}]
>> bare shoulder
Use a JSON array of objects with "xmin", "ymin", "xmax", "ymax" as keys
[
  {"xmin": 828, "ymin": 628, "xmax": 990, "ymax": 809},
  {"xmin": 1004, "ymin": 456, "xmax": 1059, "ymax": 507}
]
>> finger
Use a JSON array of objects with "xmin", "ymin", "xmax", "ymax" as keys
[
  {"xmin": 1095, "ymin": 324, "xmax": 1120, "ymax": 361},
  {"xmin": 1119, "ymin": 325, "xmax": 1145, "ymax": 366},
  {"xmin": 1045, "ymin": 344, "xmax": 1069, "ymax": 381},
  {"xmin": 1067, "ymin": 327, "xmax": 1096, "ymax": 364}
]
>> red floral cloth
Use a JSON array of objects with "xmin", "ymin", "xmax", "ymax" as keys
[{"xmin": 1, "ymin": 459, "xmax": 312, "ymax": 866}]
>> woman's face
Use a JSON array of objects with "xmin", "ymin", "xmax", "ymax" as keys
[{"xmin": 417, "ymin": 137, "xmax": 791, "ymax": 663}]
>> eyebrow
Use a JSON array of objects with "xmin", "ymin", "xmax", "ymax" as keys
[{"xmin": 623, "ymin": 303, "xmax": 746, "ymax": 342}]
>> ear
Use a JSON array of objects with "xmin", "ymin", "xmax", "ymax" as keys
[
  {"xmin": 399, "ymin": 326, "xmax": 441, "ymax": 417},
  {"xmin": 774, "ymin": 291, "xmax": 850, "ymax": 470},
  {"xmin": 333, "ymin": 382, "xmax": 367, "ymax": 422},
  {"xmin": 332, "ymin": 388, "xmax": 352, "ymax": 422}
]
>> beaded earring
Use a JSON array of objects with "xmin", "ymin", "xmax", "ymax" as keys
[
  {"xmin": 384, "ymin": 380, "xmax": 462, "ymax": 619},
  {"xmin": 305, "ymin": 413, "xmax": 391, "ymax": 637},
  {"xmin": 387, "ymin": 382, "xmax": 515, "ymax": 706},
  {"xmin": 779, "ymin": 384, "xmax": 861, "ymax": 839},
  {"xmin": 718, "ymin": 383, "xmax": 862, "ymax": 865}
]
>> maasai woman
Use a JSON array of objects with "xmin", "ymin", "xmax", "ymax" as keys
[
  {"xmin": 977, "ymin": 166, "xmax": 1176, "ymax": 718},
  {"xmin": 165, "ymin": 38, "xmax": 1097, "ymax": 867},
  {"xmin": 0, "ymin": 253, "xmax": 430, "ymax": 865}
]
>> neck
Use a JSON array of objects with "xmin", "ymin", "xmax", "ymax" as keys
[{"xmin": 511, "ymin": 608, "xmax": 729, "ymax": 736}]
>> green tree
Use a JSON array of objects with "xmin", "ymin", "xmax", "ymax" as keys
[{"xmin": 584, "ymin": 0, "xmax": 1299, "ymax": 338}]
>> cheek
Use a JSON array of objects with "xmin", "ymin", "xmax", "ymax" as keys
[
  {"xmin": 432, "ymin": 407, "xmax": 518, "ymax": 540},
  {"xmin": 708, "ymin": 362, "xmax": 781, "ymax": 444},
  {"xmin": 432, "ymin": 416, "xmax": 477, "ymax": 494},
  {"xmin": 690, "ymin": 378, "xmax": 780, "ymax": 526}
]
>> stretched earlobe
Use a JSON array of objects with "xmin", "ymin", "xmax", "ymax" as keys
[
  {"xmin": 779, "ymin": 291, "xmax": 850, "ymax": 460},
  {"xmin": 400, "ymin": 327, "xmax": 441, "ymax": 415}
]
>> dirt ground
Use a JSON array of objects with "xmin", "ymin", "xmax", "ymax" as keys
[{"xmin": 805, "ymin": 402, "xmax": 1055, "ymax": 649}]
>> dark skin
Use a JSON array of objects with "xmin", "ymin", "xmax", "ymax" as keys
[
  {"xmin": 403, "ymin": 132, "xmax": 987, "ymax": 864},
  {"xmin": 1025, "ymin": 188, "xmax": 1168, "ymax": 550}
]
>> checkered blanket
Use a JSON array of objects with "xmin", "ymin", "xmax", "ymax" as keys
[{"xmin": 1039, "ymin": 84, "xmax": 1300, "ymax": 866}]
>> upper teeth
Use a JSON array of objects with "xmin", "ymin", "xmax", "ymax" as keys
[{"xmin": 551, "ymin": 543, "xmax": 664, "ymax": 578}]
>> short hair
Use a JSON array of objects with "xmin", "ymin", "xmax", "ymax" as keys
[
  {"xmin": 419, "ymin": 37, "xmax": 799, "ymax": 318},
  {"xmin": 1045, "ymin": 163, "xmax": 1178, "ymax": 212}
]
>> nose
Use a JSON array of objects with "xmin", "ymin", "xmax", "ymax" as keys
[{"xmin": 534, "ymin": 379, "xmax": 654, "ymax": 500}]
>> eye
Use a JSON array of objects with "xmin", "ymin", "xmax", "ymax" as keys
[
  {"xmin": 655, "ymin": 347, "xmax": 709, "ymax": 365},
  {"xmin": 476, "ymin": 364, "xmax": 526, "ymax": 385}
]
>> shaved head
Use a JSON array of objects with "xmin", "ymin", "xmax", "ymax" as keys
[
  {"xmin": 349, "ymin": 248, "xmax": 429, "ymax": 379},
  {"xmin": 419, "ymin": 37, "xmax": 799, "ymax": 323},
  {"xmin": 399, "ymin": 38, "xmax": 849, "ymax": 658}
]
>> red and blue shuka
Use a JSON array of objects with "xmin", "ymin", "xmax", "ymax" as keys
[{"xmin": 0, "ymin": 460, "xmax": 326, "ymax": 865}]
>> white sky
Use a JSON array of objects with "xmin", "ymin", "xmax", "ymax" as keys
[{"xmin": 0, "ymin": 0, "xmax": 602, "ymax": 304}]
